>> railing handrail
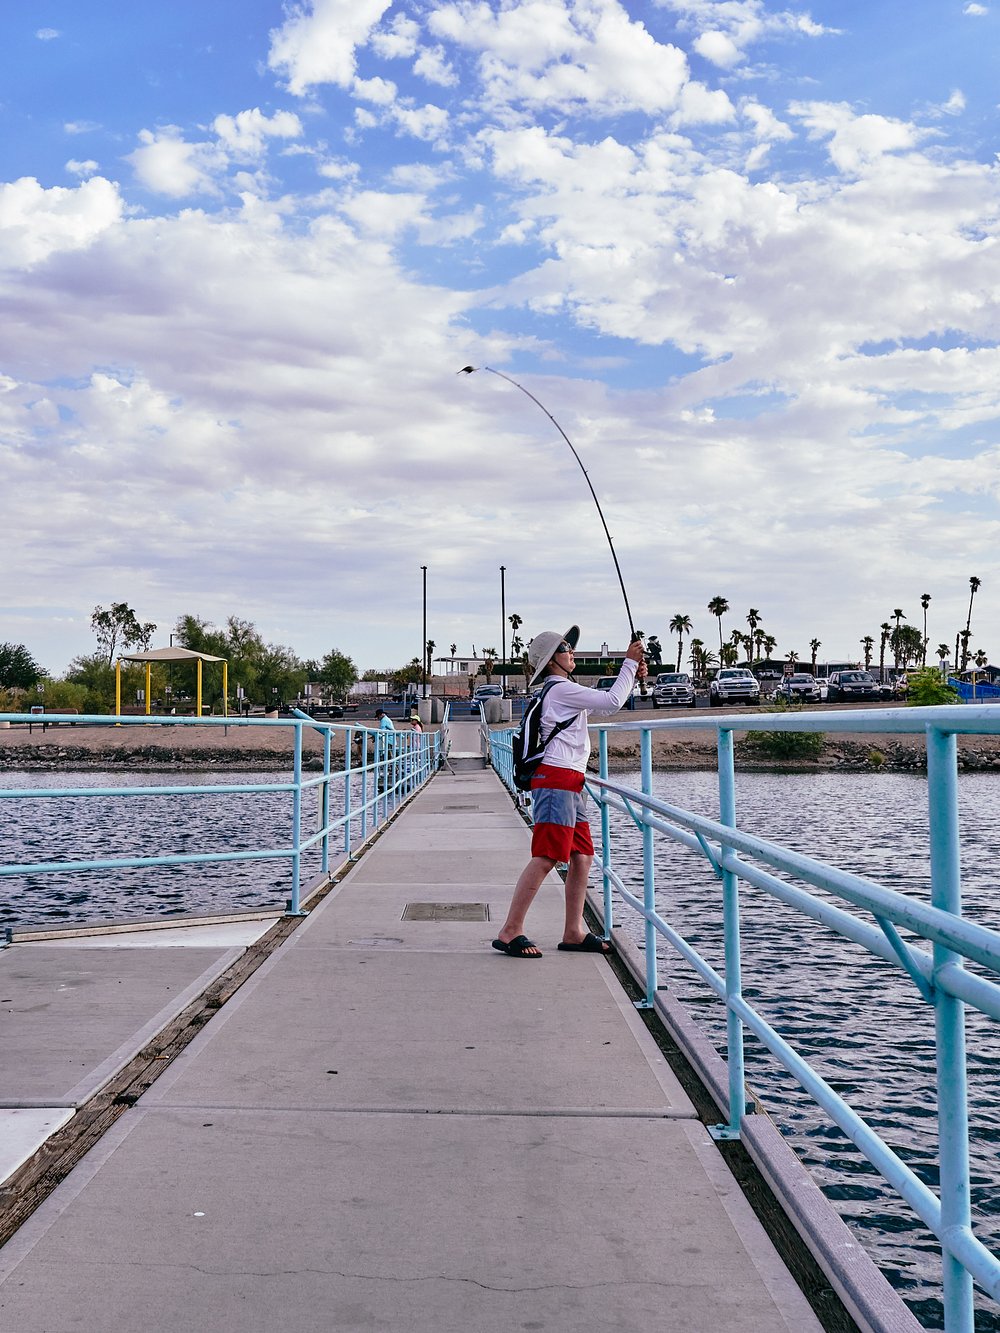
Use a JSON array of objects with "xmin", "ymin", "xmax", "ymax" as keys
[
  {"xmin": 484, "ymin": 706, "xmax": 1000, "ymax": 1331},
  {"xmin": 0, "ymin": 713, "xmax": 442, "ymax": 917}
]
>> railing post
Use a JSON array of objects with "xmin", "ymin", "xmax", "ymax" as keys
[
  {"xmin": 926, "ymin": 725, "xmax": 974, "ymax": 1332},
  {"xmin": 321, "ymin": 726, "xmax": 331, "ymax": 875},
  {"xmin": 637, "ymin": 727, "xmax": 657, "ymax": 1008},
  {"xmin": 713, "ymin": 726, "xmax": 746, "ymax": 1140},
  {"xmin": 287, "ymin": 722, "xmax": 305, "ymax": 915},
  {"xmin": 599, "ymin": 728, "xmax": 613, "ymax": 939},
  {"xmin": 360, "ymin": 730, "xmax": 369, "ymax": 842},
  {"xmin": 344, "ymin": 727, "xmax": 354, "ymax": 857}
]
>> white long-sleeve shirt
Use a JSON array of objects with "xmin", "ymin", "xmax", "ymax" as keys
[{"xmin": 538, "ymin": 658, "xmax": 638, "ymax": 775}]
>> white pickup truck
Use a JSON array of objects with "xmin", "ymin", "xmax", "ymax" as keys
[{"xmin": 709, "ymin": 668, "xmax": 761, "ymax": 707}]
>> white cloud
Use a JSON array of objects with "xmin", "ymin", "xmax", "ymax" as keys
[
  {"xmin": 413, "ymin": 45, "xmax": 458, "ymax": 86},
  {"xmin": 742, "ymin": 100, "xmax": 794, "ymax": 142},
  {"xmin": 212, "ymin": 108, "xmax": 304, "ymax": 158},
  {"xmin": 790, "ymin": 101, "xmax": 923, "ymax": 173},
  {"xmin": 351, "ymin": 76, "xmax": 399, "ymax": 106},
  {"xmin": 268, "ymin": 0, "xmax": 393, "ymax": 95},
  {"xmin": 66, "ymin": 159, "xmax": 100, "ymax": 178},
  {"xmin": 64, "ymin": 120, "xmax": 101, "ymax": 135},
  {"xmin": 963, "ymin": 3, "xmax": 988, "ymax": 14},
  {"xmin": 126, "ymin": 128, "xmax": 224, "ymax": 198},
  {"xmin": 394, "ymin": 102, "xmax": 450, "ymax": 142},
  {"xmin": 35, "ymin": 27, "xmax": 60, "ymax": 40},
  {"xmin": 371, "ymin": 12, "xmax": 421, "ymax": 58},
  {"xmin": 0, "ymin": 176, "xmax": 122, "ymax": 267},
  {"xmin": 693, "ymin": 30, "xmax": 741, "ymax": 68},
  {"xmin": 428, "ymin": 0, "xmax": 731, "ymax": 121}
]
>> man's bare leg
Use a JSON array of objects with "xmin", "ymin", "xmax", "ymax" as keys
[
  {"xmin": 496, "ymin": 855, "xmax": 556, "ymax": 955},
  {"xmin": 562, "ymin": 852, "xmax": 608, "ymax": 949}
]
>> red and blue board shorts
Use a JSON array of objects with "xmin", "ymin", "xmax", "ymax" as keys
[{"xmin": 530, "ymin": 764, "xmax": 594, "ymax": 861}]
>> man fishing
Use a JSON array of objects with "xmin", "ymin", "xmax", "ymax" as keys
[{"xmin": 492, "ymin": 626, "xmax": 646, "ymax": 958}]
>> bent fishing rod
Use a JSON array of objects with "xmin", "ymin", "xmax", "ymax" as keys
[{"xmin": 458, "ymin": 365, "xmax": 640, "ymax": 644}]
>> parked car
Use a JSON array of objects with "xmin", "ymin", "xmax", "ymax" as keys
[
  {"xmin": 709, "ymin": 668, "xmax": 761, "ymax": 707},
  {"xmin": 651, "ymin": 672, "xmax": 696, "ymax": 708},
  {"xmin": 471, "ymin": 684, "xmax": 503, "ymax": 712},
  {"xmin": 777, "ymin": 673, "xmax": 821, "ymax": 703},
  {"xmin": 825, "ymin": 670, "xmax": 881, "ymax": 703}
]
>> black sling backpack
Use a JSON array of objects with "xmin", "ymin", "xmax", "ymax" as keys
[{"xmin": 510, "ymin": 679, "xmax": 574, "ymax": 791}]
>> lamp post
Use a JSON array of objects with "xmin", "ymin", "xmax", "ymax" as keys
[
  {"xmin": 421, "ymin": 565, "xmax": 428, "ymax": 700},
  {"xmin": 500, "ymin": 565, "xmax": 507, "ymax": 696}
]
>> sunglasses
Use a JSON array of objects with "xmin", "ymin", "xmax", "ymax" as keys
[{"xmin": 556, "ymin": 642, "xmax": 575, "ymax": 653}]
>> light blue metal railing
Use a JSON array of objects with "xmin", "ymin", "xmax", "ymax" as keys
[
  {"xmin": 0, "ymin": 710, "xmax": 446, "ymax": 920},
  {"xmin": 486, "ymin": 704, "xmax": 1000, "ymax": 1332}
]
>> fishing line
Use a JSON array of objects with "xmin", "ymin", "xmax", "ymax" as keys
[{"xmin": 459, "ymin": 365, "xmax": 640, "ymax": 643}]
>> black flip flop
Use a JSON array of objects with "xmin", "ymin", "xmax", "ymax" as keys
[
  {"xmin": 492, "ymin": 935, "xmax": 542, "ymax": 958},
  {"xmin": 557, "ymin": 932, "xmax": 610, "ymax": 954}
]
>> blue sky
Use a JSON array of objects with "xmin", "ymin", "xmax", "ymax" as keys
[{"xmin": 2, "ymin": 0, "xmax": 999, "ymax": 676}]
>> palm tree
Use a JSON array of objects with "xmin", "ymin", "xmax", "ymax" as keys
[
  {"xmin": 809, "ymin": 638, "xmax": 821, "ymax": 673},
  {"xmin": 669, "ymin": 614, "xmax": 692, "ymax": 673},
  {"xmin": 962, "ymin": 576, "xmax": 981, "ymax": 670},
  {"xmin": 786, "ymin": 650, "xmax": 799, "ymax": 671},
  {"xmin": 919, "ymin": 593, "xmax": 931, "ymax": 667},
  {"xmin": 860, "ymin": 635, "xmax": 874, "ymax": 670},
  {"xmin": 730, "ymin": 628, "xmax": 747, "ymax": 663},
  {"xmin": 936, "ymin": 642, "xmax": 951, "ymax": 666},
  {"xmin": 762, "ymin": 633, "xmax": 777, "ymax": 663},
  {"xmin": 974, "ymin": 649, "xmax": 989, "ymax": 668},
  {"xmin": 879, "ymin": 622, "xmax": 891, "ymax": 682},
  {"xmin": 449, "ymin": 642, "xmax": 457, "ymax": 659},
  {"xmin": 720, "ymin": 642, "xmax": 738, "ymax": 666},
  {"xmin": 688, "ymin": 637, "xmax": 706, "ymax": 679},
  {"xmin": 746, "ymin": 608, "xmax": 761, "ymax": 657},
  {"xmin": 425, "ymin": 639, "xmax": 436, "ymax": 685},
  {"xmin": 707, "ymin": 597, "xmax": 729, "ymax": 653},
  {"xmin": 890, "ymin": 609, "xmax": 906, "ymax": 671}
]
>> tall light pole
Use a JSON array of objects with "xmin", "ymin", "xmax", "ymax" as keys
[
  {"xmin": 500, "ymin": 565, "xmax": 507, "ymax": 696},
  {"xmin": 421, "ymin": 565, "xmax": 428, "ymax": 699}
]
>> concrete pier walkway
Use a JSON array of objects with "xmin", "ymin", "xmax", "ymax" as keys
[{"xmin": 0, "ymin": 763, "xmax": 822, "ymax": 1332}]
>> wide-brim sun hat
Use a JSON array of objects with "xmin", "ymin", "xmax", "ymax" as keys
[{"xmin": 527, "ymin": 625, "xmax": 580, "ymax": 686}]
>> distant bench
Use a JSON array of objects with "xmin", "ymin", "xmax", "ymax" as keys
[{"xmin": 27, "ymin": 708, "xmax": 78, "ymax": 732}]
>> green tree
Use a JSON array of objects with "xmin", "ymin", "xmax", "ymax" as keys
[
  {"xmin": 707, "ymin": 596, "xmax": 729, "ymax": 652},
  {"xmin": 91, "ymin": 602, "xmax": 157, "ymax": 665},
  {"xmin": 745, "ymin": 608, "xmax": 761, "ymax": 660},
  {"xmin": 890, "ymin": 609, "xmax": 906, "ymax": 669},
  {"xmin": 646, "ymin": 635, "xmax": 662, "ymax": 668},
  {"xmin": 761, "ymin": 633, "xmax": 777, "ymax": 662},
  {"xmin": 22, "ymin": 678, "xmax": 90, "ymax": 713},
  {"xmin": 920, "ymin": 592, "xmax": 931, "ymax": 666},
  {"xmin": 65, "ymin": 651, "xmax": 123, "ymax": 712},
  {"xmin": 879, "ymin": 622, "xmax": 891, "ymax": 681},
  {"xmin": 389, "ymin": 658, "xmax": 423, "ymax": 694},
  {"xmin": 317, "ymin": 648, "xmax": 358, "ymax": 698},
  {"xmin": 889, "ymin": 624, "xmax": 923, "ymax": 669},
  {"xmin": 860, "ymin": 636, "xmax": 874, "ymax": 670},
  {"xmin": 669, "ymin": 614, "xmax": 692, "ymax": 675},
  {"xmin": 906, "ymin": 667, "xmax": 959, "ymax": 706},
  {"xmin": 0, "ymin": 642, "xmax": 44, "ymax": 690},
  {"xmin": 962, "ymin": 576, "xmax": 981, "ymax": 670}
]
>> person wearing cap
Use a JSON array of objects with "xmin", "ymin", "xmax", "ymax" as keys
[{"xmin": 492, "ymin": 626, "xmax": 646, "ymax": 958}]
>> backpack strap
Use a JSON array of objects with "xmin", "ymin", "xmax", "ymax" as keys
[{"xmin": 538, "ymin": 677, "xmax": 575, "ymax": 750}]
